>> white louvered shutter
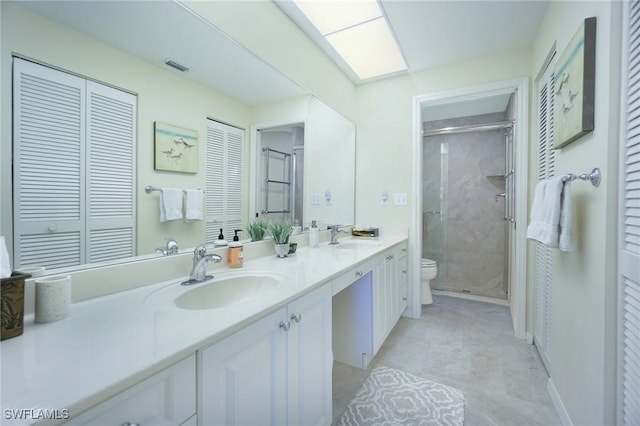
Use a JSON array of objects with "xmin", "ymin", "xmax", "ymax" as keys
[
  {"xmin": 534, "ymin": 54, "xmax": 556, "ymax": 371},
  {"xmin": 619, "ymin": 2, "xmax": 640, "ymax": 423},
  {"xmin": 13, "ymin": 58, "xmax": 137, "ymax": 270},
  {"xmin": 13, "ymin": 58, "xmax": 86, "ymax": 269},
  {"xmin": 205, "ymin": 120, "xmax": 245, "ymax": 243},
  {"xmin": 226, "ymin": 130, "xmax": 245, "ymax": 238},
  {"xmin": 86, "ymin": 81, "xmax": 136, "ymax": 263}
]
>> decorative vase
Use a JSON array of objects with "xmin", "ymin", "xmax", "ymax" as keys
[
  {"xmin": 274, "ymin": 243, "xmax": 290, "ymax": 258},
  {"xmin": 1, "ymin": 272, "xmax": 31, "ymax": 341}
]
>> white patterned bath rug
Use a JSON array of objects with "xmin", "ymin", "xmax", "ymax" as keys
[{"xmin": 337, "ymin": 365, "xmax": 464, "ymax": 426}]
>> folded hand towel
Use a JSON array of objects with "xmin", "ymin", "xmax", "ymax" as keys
[
  {"xmin": 185, "ymin": 189, "xmax": 203, "ymax": 222},
  {"xmin": 526, "ymin": 176, "xmax": 574, "ymax": 251},
  {"xmin": 160, "ymin": 188, "xmax": 183, "ymax": 222}
]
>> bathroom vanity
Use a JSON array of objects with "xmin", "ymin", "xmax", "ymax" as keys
[{"xmin": 0, "ymin": 236, "xmax": 407, "ymax": 425}]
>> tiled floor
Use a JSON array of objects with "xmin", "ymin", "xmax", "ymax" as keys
[{"xmin": 332, "ymin": 295, "xmax": 561, "ymax": 425}]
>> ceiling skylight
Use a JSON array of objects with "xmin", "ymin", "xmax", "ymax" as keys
[{"xmin": 291, "ymin": 0, "xmax": 407, "ymax": 80}]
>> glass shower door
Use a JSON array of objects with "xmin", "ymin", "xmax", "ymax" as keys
[{"xmin": 422, "ymin": 137, "xmax": 447, "ymax": 290}]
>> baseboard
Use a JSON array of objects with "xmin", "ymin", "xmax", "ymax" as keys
[
  {"xmin": 525, "ymin": 331, "xmax": 534, "ymax": 345},
  {"xmin": 547, "ymin": 378, "xmax": 573, "ymax": 426},
  {"xmin": 431, "ymin": 290, "xmax": 509, "ymax": 306}
]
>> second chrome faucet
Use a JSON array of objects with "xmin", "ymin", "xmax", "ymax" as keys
[{"xmin": 182, "ymin": 244, "xmax": 222, "ymax": 286}]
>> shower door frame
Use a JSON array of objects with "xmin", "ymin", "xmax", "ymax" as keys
[
  {"xmin": 411, "ymin": 78, "xmax": 529, "ymax": 340},
  {"xmin": 423, "ymin": 120, "xmax": 514, "ymax": 300}
]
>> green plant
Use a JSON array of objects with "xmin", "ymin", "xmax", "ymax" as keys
[
  {"xmin": 268, "ymin": 221, "xmax": 293, "ymax": 244},
  {"xmin": 245, "ymin": 220, "xmax": 268, "ymax": 241}
]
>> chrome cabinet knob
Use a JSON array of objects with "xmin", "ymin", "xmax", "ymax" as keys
[
  {"xmin": 291, "ymin": 313, "xmax": 302, "ymax": 323},
  {"xmin": 355, "ymin": 270, "xmax": 363, "ymax": 277},
  {"xmin": 279, "ymin": 321, "xmax": 291, "ymax": 331},
  {"xmin": 121, "ymin": 423, "xmax": 140, "ymax": 426}
]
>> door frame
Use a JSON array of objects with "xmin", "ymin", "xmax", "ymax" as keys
[
  {"xmin": 249, "ymin": 117, "xmax": 306, "ymax": 222},
  {"xmin": 410, "ymin": 78, "xmax": 529, "ymax": 339}
]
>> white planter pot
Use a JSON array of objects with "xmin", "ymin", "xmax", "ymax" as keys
[{"xmin": 274, "ymin": 243, "xmax": 289, "ymax": 258}]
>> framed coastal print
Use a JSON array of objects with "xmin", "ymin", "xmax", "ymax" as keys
[
  {"xmin": 154, "ymin": 122, "xmax": 198, "ymax": 173},
  {"xmin": 553, "ymin": 17, "xmax": 596, "ymax": 149}
]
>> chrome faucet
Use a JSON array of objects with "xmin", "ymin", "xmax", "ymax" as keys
[
  {"xmin": 329, "ymin": 225, "xmax": 349, "ymax": 245},
  {"xmin": 182, "ymin": 244, "xmax": 222, "ymax": 286},
  {"xmin": 155, "ymin": 237, "xmax": 179, "ymax": 256}
]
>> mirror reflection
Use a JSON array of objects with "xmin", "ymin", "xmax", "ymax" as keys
[{"xmin": 1, "ymin": 0, "xmax": 355, "ymax": 272}]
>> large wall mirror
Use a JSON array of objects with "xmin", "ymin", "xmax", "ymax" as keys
[{"xmin": 0, "ymin": 0, "xmax": 356, "ymax": 273}]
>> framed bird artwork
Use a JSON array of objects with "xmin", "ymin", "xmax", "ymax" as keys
[
  {"xmin": 154, "ymin": 122, "xmax": 198, "ymax": 173},
  {"xmin": 553, "ymin": 17, "xmax": 596, "ymax": 149}
]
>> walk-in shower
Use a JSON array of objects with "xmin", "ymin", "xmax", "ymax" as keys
[{"xmin": 422, "ymin": 111, "xmax": 515, "ymax": 300}]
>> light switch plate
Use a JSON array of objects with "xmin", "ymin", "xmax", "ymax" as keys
[
  {"xmin": 394, "ymin": 193, "xmax": 407, "ymax": 206},
  {"xmin": 311, "ymin": 193, "xmax": 322, "ymax": 205}
]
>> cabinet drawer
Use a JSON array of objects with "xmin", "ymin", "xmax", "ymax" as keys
[
  {"xmin": 67, "ymin": 355, "xmax": 196, "ymax": 426},
  {"xmin": 332, "ymin": 259, "xmax": 374, "ymax": 296}
]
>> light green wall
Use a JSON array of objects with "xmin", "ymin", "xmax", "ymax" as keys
[
  {"xmin": 182, "ymin": 0, "xmax": 357, "ymax": 122},
  {"xmin": 529, "ymin": 2, "xmax": 621, "ymax": 424},
  {"xmin": 353, "ymin": 48, "xmax": 531, "ymax": 234}
]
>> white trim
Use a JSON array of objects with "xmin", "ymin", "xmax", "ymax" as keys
[
  {"xmin": 411, "ymin": 78, "xmax": 529, "ymax": 338},
  {"xmin": 525, "ymin": 331, "xmax": 534, "ymax": 345},
  {"xmin": 249, "ymin": 116, "xmax": 307, "ymax": 222},
  {"xmin": 547, "ymin": 379, "xmax": 573, "ymax": 426},
  {"xmin": 431, "ymin": 290, "xmax": 509, "ymax": 306}
]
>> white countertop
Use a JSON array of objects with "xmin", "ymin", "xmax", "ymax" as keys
[{"xmin": 0, "ymin": 236, "xmax": 407, "ymax": 425}]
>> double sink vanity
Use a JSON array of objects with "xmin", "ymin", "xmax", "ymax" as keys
[{"xmin": 1, "ymin": 235, "xmax": 408, "ymax": 425}]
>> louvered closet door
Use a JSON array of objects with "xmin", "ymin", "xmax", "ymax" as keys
[
  {"xmin": 534, "ymin": 54, "xmax": 556, "ymax": 372},
  {"xmin": 13, "ymin": 58, "xmax": 86, "ymax": 269},
  {"xmin": 86, "ymin": 81, "xmax": 136, "ymax": 264},
  {"xmin": 205, "ymin": 120, "xmax": 245, "ymax": 242},
  {"xmin": 619, "ymin": 2, "xmax": 640, "ymax": 423}
]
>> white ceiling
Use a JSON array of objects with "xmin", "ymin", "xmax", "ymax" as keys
[
  {"xmin": 382, "ymin": 0, "xmax": 549, "ymax": 76},
  {"xmin": 278, "ymin": 1, "xmax": 549, "ymax": 84},
  {"xmin": 276, "ymin": 0, "xmax": 548, "ymax": 119}
]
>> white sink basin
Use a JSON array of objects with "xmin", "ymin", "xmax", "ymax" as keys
[
  {"xmin": 334, "ymin": 239, "xmax": 382, "ymax": 250},
  {"xmin": 175, "ymin": 273, "xmax": 283, "ymax": 310}
]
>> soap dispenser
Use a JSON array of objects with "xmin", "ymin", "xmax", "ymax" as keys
[
  {"xmin": 214, "ymin": 229, "xmax": 228, "ymax": 247},
  {"xmin": 228, "ymin": 230, "xmax": 243, "ymax": 268},
  {"xmin": 309, "ymin": 220, "xmax": 319, "ymax": 248}
]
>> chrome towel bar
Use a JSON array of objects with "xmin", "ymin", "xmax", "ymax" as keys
[
  {"xmin": 561, "ymin": 168, "xmax": 601, "ymax": 187},
  {"xmin": 145, "ymin": 185, "xmax": 204, "ymax": 194}
]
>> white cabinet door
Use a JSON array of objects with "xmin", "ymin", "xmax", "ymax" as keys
[
  {"xmin": 373, "ymin": 246, "xmax": 407, "ymax": 354},
  {"xmin": 199, "ymin": 284, "xmax": 332, "ymax": 426},
  {"xmin": 287, "ymin": 285, "xmax": 332, "ymax": 426},
  {"xmin": 198, "ymin": 308, "xmax": 288, "ymax": 426},
  {"xmin": 398, "ymin": 247, "xmax": 409, "ymax": 313},
  {"xmin": 67, "ymin": 355, "xmax": 196, "ymax": 426},
  {"xmin": 385, "ymin": 250, "xmax": 399, "ymax": 325},
  {"xmin": 372, "ymin": 254, "xmax": 389, "ymax": 354}
]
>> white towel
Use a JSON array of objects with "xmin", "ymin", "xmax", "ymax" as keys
[
  {"xmin": 0, "ymin": 236, "xmax": 11, "ymax": 278},
  {"xmin": 527, "ymin": 176, "xmax": 575, "ymax": 252},
  {"xmin": 160, "ymin": 188, "xmax": 183, "ymax": 222},
  {"xmin": 185, "ymin": 189, "xmax": 203, "ymax": 222}
]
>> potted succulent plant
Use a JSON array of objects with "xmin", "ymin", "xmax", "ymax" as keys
[
  {"xmin": 245, "ymin": 220, "xmax": 268, "ymax": 242},
  {"xmin": 268, "ymin": 221, "xmax": 293, "ymax": 258}
]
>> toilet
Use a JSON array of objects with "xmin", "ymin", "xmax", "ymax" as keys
[{"xmin": 421, "ymin": 258, "xmax": 437, "ymax": 305}]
